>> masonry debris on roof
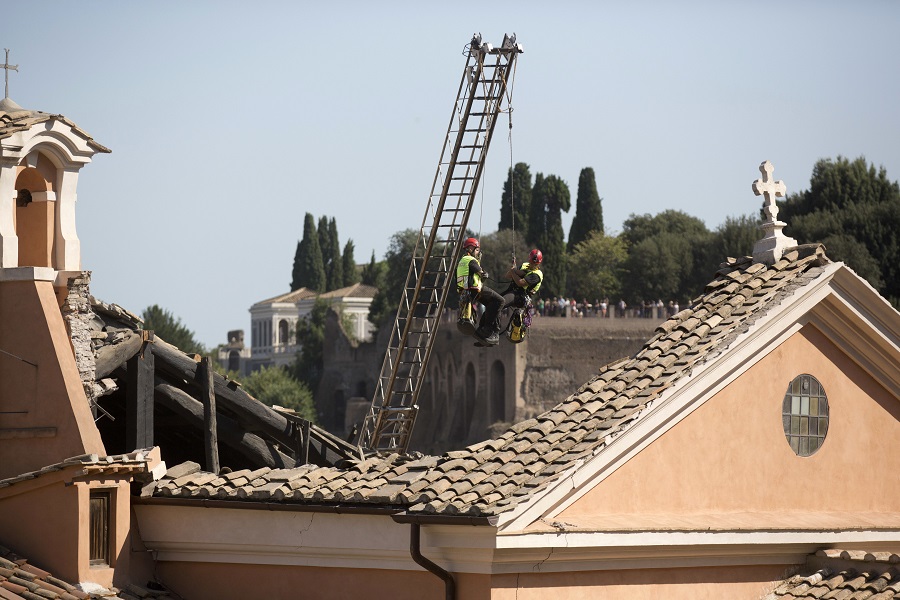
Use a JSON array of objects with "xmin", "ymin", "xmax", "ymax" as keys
[
  {"xmin": 764, "ymin": 549, "xmax": 900, "ymax": 599},
  {"xmin": 64, "ymin": 276, "xmax": 361, "ymax": 474},
  {"xmin": 148, "ymin": 244, "xmax": 832, "ymax": 518},
  {"xmin": 0, "ymin": 544, "xmax": 180, "ymax": 600}
]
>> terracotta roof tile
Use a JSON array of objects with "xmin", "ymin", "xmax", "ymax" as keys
[
  {"xmin": 764, "ymin": 551, "xmax": 900, "ymax": 600},
  {"xmin": 151, "ymin": 245, "xmax": 833, "ymax": 517},
  {"xmin": 0, "ymin": 544, "xmax": 178, "ymax": 599},
  {"xmin": 0, "ymin": 108, "xmax": 109, "ymax": 153}
]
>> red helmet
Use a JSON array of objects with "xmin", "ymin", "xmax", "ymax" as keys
[
  {"xmin": 463, "ymin": 237, "xmax": 480, "ymax": 250},
  {"xmin": 529, "ymin": 248, "xmax": 543, "ymax": 264}
]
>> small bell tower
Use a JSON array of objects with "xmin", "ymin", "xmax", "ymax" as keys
[
  {"xmin": 0, "ymin": 51, "xmax": 110, "ymax": 478},
  {"xmin": 0, "ymin": 49, "xmax": 110, "ymax": 288}
]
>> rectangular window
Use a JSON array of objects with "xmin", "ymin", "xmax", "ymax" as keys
[{"xmin": 89, "ymin": 491, "xmax": 110, "ymax": 566}]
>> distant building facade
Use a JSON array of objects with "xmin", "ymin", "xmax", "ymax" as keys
[{"xmin": 223, "ymin": 283, "xmax": 377, "ymax": 376}]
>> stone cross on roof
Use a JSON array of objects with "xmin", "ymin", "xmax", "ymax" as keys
[
  {"xmin": 2, "ymin": 49, "xmax": 17, "ymax": 99},
  {"xmin": 751, "ymin": 160, "xmax": 797, "ymax": 265},
  {"xmin": 752, "ymin": 160, "xmax": 787, "ymax": 221}
]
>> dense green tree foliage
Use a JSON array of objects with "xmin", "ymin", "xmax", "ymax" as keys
[
  {"xmin": 567, "ymin": 167, "xmax": 604, "ymax": 252},
  {"xmin": 620, "ymin": 210, "xmax": 712, "ymax": 303},
  {"xmin": 291, "ymin": 298, "xmax": 330, "ymax": 391},
  {"xmin": 291, "ymin": 213, "xmax": 326, "ymax": 292},
  {"xmin": 342, "ymin": 239, "xmax": 360, "ymax": 287},
  {"xmin": 242, "ymin": 366, "xmax": 316, "ymax": 422},
  {"xmin": 527, "ymin": 174, "xmax": 571, "ymax": 296},
  {"xmin": 141, "ymin": 304, "xmax": 206, "ymax": 354},
  {"xmin": 779, "ymin": 156, "xmax": 900, "ymax": 304},
  {"xmin": 478, "ymin": 229, "xmax": 532, "ymax": 293},
  {"xmin": 499, "ymin": 162, "xmax": 533, "ymax": 233},
  {"xmin": 567, "ymin": 231, "xmax": 628, "ymax": 300},
  {"xmin": 367, "ymin": 229, "xmax": 418, "ymax": 329},
  {"xmin": 707, "ymin": 214, "xmax": 761, "ymax": 262}
]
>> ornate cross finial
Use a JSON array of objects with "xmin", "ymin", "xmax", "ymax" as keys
[
  {"xmin": 752, "ymin": 160, "xmax": 786, "ymax": 221},
  {"xmin": 750, "ymin": 160, "xmax": 796, "ymax": 265},
  {"xmin": 2, "ymin": 49, "xmax": 18, "ymax": 99}
]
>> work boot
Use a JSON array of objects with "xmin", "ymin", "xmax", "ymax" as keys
[{"xmin": 476, "ymin": 329, "xmax": 500, "ymax": 346}]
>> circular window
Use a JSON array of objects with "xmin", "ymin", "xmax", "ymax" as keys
[{"xmin": 782, "ymin": 374, "xmax": 829, "ymax": 457}]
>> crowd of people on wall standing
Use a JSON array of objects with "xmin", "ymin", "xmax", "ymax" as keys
[{"xmin": 530, "ymin": 297, "xmax": 681, "ymax": 319}]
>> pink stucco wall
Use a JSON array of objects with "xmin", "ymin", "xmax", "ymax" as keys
[
  {"xmin": 489, "ymin": 564, "xmax": 794, "ymax": 600},
  {"xmin": 157, "ymin": 562, "xmax": 492, "ymax": 600},
  {"xmin": 0, "ymin": 280, "xmax": 106, "ymax": 480},
  {"xmin": 561, "ymin": 324, "xmax": 900, "ymax": 522}
]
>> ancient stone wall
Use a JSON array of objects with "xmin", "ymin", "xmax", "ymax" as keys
[{"xmin": 317, "ymin": 313, "xmax": 661, "ymax": 454}]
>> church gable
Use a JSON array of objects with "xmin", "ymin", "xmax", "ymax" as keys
[{"xmin": 556, "ymin": 321, "xmax": 900, "ymax": 528}]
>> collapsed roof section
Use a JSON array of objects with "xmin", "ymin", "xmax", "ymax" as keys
[{"xmin": 78, "ymin": 287, "xmax": 362, "ymax": 473}]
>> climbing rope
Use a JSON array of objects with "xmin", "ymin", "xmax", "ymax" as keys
[{"xmin": 503, "ymin": 56, "xmax": 518, "ymax": 267}]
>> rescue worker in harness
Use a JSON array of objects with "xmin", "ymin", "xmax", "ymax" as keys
[
  {"xmin": 456, "ymin": 237, "xmax": 504, "ymax": 346},
  {"xmin": 503, "ymin": 248, "xmax": 543, "ymax": 308},
  {"xmin": 501, "ymin": 249, "xmax": 543, "ymax": 343}
]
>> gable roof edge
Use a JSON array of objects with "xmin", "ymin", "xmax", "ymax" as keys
[
  {"xmin": 497, "ymin": 261, "xmax": 845, "ymax": 532},
  {"xmin": 807, "ymin": 264, "xmax": 900, "ymax": 395}
]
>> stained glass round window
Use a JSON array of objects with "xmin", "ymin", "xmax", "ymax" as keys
[{"xmin": 782, "ymin": 374, "xmax": 829, "ymax": 457}]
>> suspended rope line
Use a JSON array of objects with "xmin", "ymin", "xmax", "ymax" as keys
[
  {"xmin": 508, "ymin": 105, "xmax": 516, "ymax": 267},
  {"xmin": 503, "ymin": 57, "xmax": 518, "ymax": 267}
]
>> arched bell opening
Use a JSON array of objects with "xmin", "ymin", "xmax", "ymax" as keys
[{"xmin": 13, "ymin": 153, "xmax": 57, "ymax": 268}]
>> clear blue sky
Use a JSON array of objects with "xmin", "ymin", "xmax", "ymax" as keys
[{"xmin": 4, "ymin": 2, "xmax": 899, "ymax": 348}]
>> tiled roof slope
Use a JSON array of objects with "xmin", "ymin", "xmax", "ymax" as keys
[
  {"xmin": 318, "ymin": 282, "xmax": 378, "ymax": 299},
  {"xmin": 0, "ymin": 104, "xmax": 110, "ymax": 153},
  {"xmin": 0, "ymin": 544, "xmax": 180, "ymax": 599},
  {"xmin": 0, "ymin": 450, "xmax": 155, "ymax": 491},
  {"xmin": 151, "ymin": 245, "xmax": 831, "ymax": 518},
  {"xmin": 764, "ymin": 549, "xmax": 900, "ymax": 599},
  {"xmin": 253, "ymin": 287, "xmax": 317, "ymax": 307},
  {"xmin": 253, "ymin": 283, "xmax": 377, "ymax": 307}
]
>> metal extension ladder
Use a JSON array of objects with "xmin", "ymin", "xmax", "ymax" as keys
[{"xmin": 358, "ymin": 33, "xmax": 523, "ymax": 454}]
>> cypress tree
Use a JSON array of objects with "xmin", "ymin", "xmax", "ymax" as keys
[
  {"xmin": 360, "ymin": 251, "xmax": 380, "ymax": 286},
  {"xmin": 528, "ymin": 173, "xmax": 570, "ymax": 296},
  {"xmin": 499, "ymin": 162, "xmax": 533, "ymax": 233},
  {"xmin": 291, "ymin": 213, "xmax": 326, "ymax": 292},
  {"xmin": 317, "ymin": 216, "xmax": 333, "ymax": 291},
  {"xmin": 327, "ymin": 217, "xmax": 343, "ymax": 291},
  {"xmin": 526, "ymin": 173, "xmax": 546, "ymax": 248},
  {"xmin": 567, "ymin": 167, "xmax": 604, "ymax": 252},
  {"xmin": 342, "ymin": 239, "xmax": 360, "ymax": 286},
  {"xmin": 290, "ymin": 240, "xmax": 303, "ymax": 291}
]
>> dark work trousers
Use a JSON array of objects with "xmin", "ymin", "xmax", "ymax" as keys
[
  {"xmin": 502, "ymin": 288, "xmax": 529, "ymax": 309},
  {"xmin": 476, "ymin": 286, "xmax": 505, "ymax": 334}
]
